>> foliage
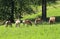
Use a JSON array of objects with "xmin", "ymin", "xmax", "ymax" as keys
[{"xmin": 0, "ymin": 0, "xmax": 59, "ymax": 20}]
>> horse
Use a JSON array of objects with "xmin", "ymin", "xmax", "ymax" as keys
[
  {"xmin": 35, "ymin": 18, "xmax": 42, "ymax": 25},
  {"xmin": 49, "ymin": 16, "xmax": 55, "ymax": 24},
  {"xmin": 15, "ymin": 19, "xmax": 20, "ymax": 27},
  {"xmin": 22, "ymin": 19, "xmax": 32, "ymax": 26},
  {"xmin": 5, "ymin": 20, "xmax": 12, "ymax": 27}
]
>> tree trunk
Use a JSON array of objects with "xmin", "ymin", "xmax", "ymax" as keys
[
  {"xmin": 19, "ymin": 0, "xmax": 23, "ymax": 19},
  {"xmin": 42, "ymin": 0, "xmax": 47, "ymax": 21},
  {"xmin": 10, "ymin": 1, "xmax": 14, "ymax": 23}
]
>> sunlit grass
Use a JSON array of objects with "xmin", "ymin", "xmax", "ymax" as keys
[
  {"xmin": 0, "ymin": 23, "xmax": 60, "ymax": 39},
  {"xmin": 0, "ymin": 1, "xmax": 60, "ymax": 39}
]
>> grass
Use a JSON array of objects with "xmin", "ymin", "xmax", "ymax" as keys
[
  {"xmin": 47, "ymin": 6, "xmax": 60, "ymax": 17},
  {"xmin": 0, "ymin": 23, "xmax": 60, "ymax": 39},
  {"xmin": 0, "ymin": 1, "xmax": 60, "ymax": 39},
  {"xmin": 47, "ymin": 1, "xmax": 60, "ymax": 17},
  {"xmin": 22, "ymin": 12, "xmax": 42, "ymax": 20}
]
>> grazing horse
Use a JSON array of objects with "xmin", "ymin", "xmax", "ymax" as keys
[
  {"xmin": 49, "ymin": 16, "xmax": 55, "ymax": 24},
  {"xmin": 5, "ymin": 20, "xmax": 12, "ymax": 27},
  {"xmin": 15, "ymin": 19, "xmax": 20, "ymax": 27},
  {"xmin": 23, "ymin": 19, "xmax": 32, "ymax": 26},
  {"xmin": 35, "ymin": 18, "xmax": 42, "ymax": 25}
]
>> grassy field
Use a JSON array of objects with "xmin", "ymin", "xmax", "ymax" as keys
[
  {"xmin": 0, "ymin": 1, "xmax": 60, "ymax": 39},
  {"xmin": 0, "ymin": 23, "xmax": 60, "ymax": 39}
]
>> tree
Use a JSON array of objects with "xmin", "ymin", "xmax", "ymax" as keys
[
  {"xmin": 0, "ymin": 0, "xmax": 57, "ymax": 22},
  {"xmin": 42, "ymin": 0, "xmax": 47, "ymax": 21},
  {"xmin": 10, "ymin": 0, "xmax": 15, "ymax": 23}
]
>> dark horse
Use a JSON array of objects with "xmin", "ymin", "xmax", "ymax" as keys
[{"xmin": 5, "ymin": 20, "xmax": 12, "ymax": 27}]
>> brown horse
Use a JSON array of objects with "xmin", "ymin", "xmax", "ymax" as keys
[
  {"xmin": 23, "ymin": 19, "xmax": 32, "ymax": 26},
  {"xmin": 49, "ymin": 16, "xmax": 55, "ymax": 24},
  {"xmin": 35, "ymin": 18, "xmax": 42, "ymax": 25}
]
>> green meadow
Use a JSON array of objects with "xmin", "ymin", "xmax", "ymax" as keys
[{"xmin": 0, "ymin": 1, "xmax": 60, "ymax": 39}]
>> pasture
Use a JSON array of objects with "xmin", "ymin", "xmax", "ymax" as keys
[
  {"xmin": 0, "ymin": 23, "xmax": 60, "ymax": 39},
  {"xmin": 0, "ymin": 1, "xmax": 60, "ymax": 39}
]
